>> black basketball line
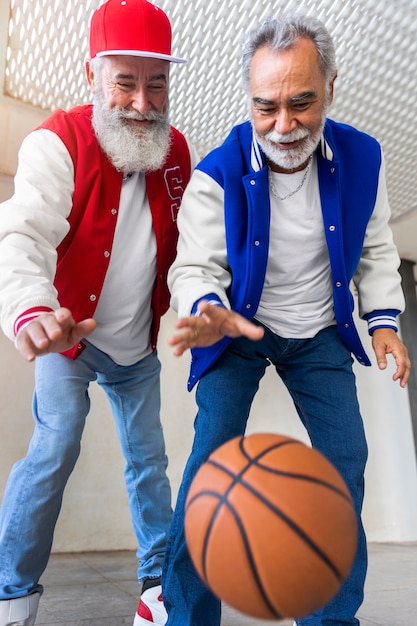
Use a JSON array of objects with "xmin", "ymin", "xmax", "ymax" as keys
[
  {"xmin": 198, "ymin": 453, "xmax": 346, "ymax": 581},
  {"xmin": 188, "ymin": 479, "xmax": 344, "ymax": 582},
  {"xmin": 206, "ymin": 454, "xmax": 352, "ymax": 507},
  {"xmin": 239, "ymin": 436, "xmax": 353, "ymax": 504},
  {"xmin": 190, "ymin": 488, "xmax": 283, "ymax": 620}
]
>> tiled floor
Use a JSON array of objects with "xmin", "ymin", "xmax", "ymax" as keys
[{"xmin": 34, "ymin": 542, "xmax": 417, "ymax": 625}]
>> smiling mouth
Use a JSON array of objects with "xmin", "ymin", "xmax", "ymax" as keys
[
  {"xmin": 275, "ymin": 139, "xmax": 303, "ymax": 150},
  {"xmin": 128, "ymin": 118, "xmax": 152, "ymax": 124}
]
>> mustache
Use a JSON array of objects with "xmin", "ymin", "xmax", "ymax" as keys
[
  {"xmin": 264, "ymin": 127, "xmax": 310, "ymax": 143},
  {"xmin": 118, "ymin": 109, "xmax": 168, "ymax": 123}
]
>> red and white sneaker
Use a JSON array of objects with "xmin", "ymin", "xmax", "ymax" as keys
[{"xmin": 133, "ymin": 585, "xmax": 167, "ymax": 626}]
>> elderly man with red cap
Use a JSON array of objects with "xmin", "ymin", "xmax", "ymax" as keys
[{"xmin": 0, "ymin": 1, "xmax": 197, "ymax": 625}]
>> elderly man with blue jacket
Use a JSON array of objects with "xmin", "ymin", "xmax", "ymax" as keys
[{"xmin": 163, "ymin": 12, "xmax": 410, "ymax": 626}]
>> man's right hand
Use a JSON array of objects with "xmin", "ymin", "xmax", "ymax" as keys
[
  {"xmin": 168, "ymin": 300, "xmax": 264, "ymax": 357},
  {"xmin": 15, "ymin": 307, "xmax": 97, "ymax": 362}
]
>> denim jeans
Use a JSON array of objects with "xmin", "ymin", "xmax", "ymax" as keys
[
  {"xmin": 163, "ymin": 324, "xmax": 368, "ymax": 626},
  {"xmin": 0, "ymin": 342, "xmax": 172, "ymax": 599}
]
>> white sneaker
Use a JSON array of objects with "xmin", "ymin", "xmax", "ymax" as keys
[
  {"xmin": 0, "ymin": 593, "xmax": 40, "ymax": 626},
  {"xmin": 133, "ymin": 585, "xmax": 167, "ymax": 626}
]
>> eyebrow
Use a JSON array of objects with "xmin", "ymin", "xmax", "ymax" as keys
[
  {"xmin": 113, "ymin": 73, "xmax": 167, "ymax": 82},
  {"xmin": 252, "ymin": 97, "xmax": 275, "ymax": 106},
  {"xmin": 252, "ymin": 91, "xmax": 317, "ymax": 106},
  {"xmin": 252, "ymin": 91, "xmax": 317, "ymax": 104},
  {"xmin": 291, "ymin": 91, "xmax": 317, "ymax": 102}
]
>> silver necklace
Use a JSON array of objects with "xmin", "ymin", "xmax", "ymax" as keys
[{"xmin": 268, "ymin": 157, "xmax": 312, "ymax": 201}]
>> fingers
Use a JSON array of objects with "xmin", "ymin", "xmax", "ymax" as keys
[
  {"xmin": 168, "ymin": 318, "xmax": 218, "ymax": 356},
  {"xmin": 231, "ymin": 315, "xmax": 265, "ymax": 341},
  {"xmin": 16, "ymin": 313, "xmax": 66, "ymax": 361},
  {"xmin": 72, "ymin": 318, "xmax": 97, "ymax": 341},
  {"xmin": 169, "ymin": 303, "xmax": 264, "ymax": 356},
  {"xmin": 372, "ymin": 329, "xmax": 411, "ymax": 388},
  {"xmin": 391, "ymin": 347, "xmax": 411, "ymax": 388},
  {"xmin": 197, "ymin": 302, "xmax": 264, "ymax": 341},
  {"xmin": 15, "ymin": 309, "xmax": 96, "ymax": 361},
  {"xmin": 15, "ymin": 332, "xmax": 44, "ymax": 362}
]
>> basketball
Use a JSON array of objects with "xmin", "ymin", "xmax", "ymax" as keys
[{"xmin": 184, "ymin": 432, "xmax": 358, "ymax": 620}]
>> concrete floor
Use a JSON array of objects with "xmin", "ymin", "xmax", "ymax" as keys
[{"xmin": 35, "ymin": 542, "xmax": 417, "ymax": 625}]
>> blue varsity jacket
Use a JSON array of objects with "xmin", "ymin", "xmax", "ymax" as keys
[{"xmin": 170, "ymin": 119, "xmax": 404, "ymax": 390}]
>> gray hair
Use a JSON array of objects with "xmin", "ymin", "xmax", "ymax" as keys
[
  {"xmin": 88, "ymin": 56, "xmax": 105, "ymax": 79},
  {"xmin": 242, "ymin": 13, "xmax": 337, "ymax": 92}
]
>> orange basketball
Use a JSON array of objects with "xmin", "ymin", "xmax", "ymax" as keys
[{"xmin": 184, "ymin": 433, "xmax": 358, "ymax": 620}]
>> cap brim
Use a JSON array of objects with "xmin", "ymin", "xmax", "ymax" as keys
[{"xmin": 96, "ymin": 49, "xmax": 187, "ymax": 63}]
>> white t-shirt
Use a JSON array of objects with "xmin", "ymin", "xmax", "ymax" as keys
[
  {"xmin": 89, "ymin": 140, "xmax": 199, "ymax": 365},
  {"xmin": 89, "ymin": 172, "xmax": 156, "ymax": 365},
  {"xmin": 255, "ymin": 156, "xmax": 336, "ymax": 338}
]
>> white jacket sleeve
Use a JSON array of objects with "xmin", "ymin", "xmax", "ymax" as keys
[
  {"xmin": 353, "ymin": 154, "xmax": 405, "ymax": 318},
  {"xmin": 168, "ymin": 169, "xmax": 232, "ymax": 318},
  {"xmin": 0, "ymin": 129, "xmax": 75, "ymax": 340}
]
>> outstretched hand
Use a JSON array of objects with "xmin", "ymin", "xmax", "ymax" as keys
[
  {"xmin": 15, "ymin": 307, "xmax": 97, "ymax": 362},
  {"xmin": 168, "ymin": 300, "xmax": 264, "ymax": 357},
  {"xmin": 371, "ymin": 328, "xmax": 411, "ymax": 388}
]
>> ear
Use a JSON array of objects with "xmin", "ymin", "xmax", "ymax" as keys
[
  {"xmin": 85, "ymin": 59, "xmax": 95, "ymax": 92},
  {"xmin": 327, "ymin": 71, "xmax": 338, "ymax": 105}
]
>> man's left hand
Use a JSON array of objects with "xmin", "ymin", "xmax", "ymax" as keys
[{"xmin": 371, "ymin": 328, "xmax": 411, "ymax": 388}]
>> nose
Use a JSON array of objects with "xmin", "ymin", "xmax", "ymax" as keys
[
  {"xmin": 273, "ymin": 108, "xmax": 296, "ymax": 136},
  {"xmin": 131, "ymin": 87, "xmax": 151, "ymax": 114}
]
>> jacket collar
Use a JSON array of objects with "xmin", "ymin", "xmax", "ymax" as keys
[{"xmin": 319, "ymin": 132, "xmax": 334, "ymax": 161}]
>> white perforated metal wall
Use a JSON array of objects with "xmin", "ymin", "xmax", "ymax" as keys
[{"xmin": 4, "ymin": 0, "xmax": 417, "ymax": 219}]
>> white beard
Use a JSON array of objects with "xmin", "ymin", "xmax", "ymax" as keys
[
  {"xmin": 254, "ymin": 114, "xmax": 326, "ymax": 171},
  {"xmin": 92, "ymin": 90, "xmax": 171, "ymax": 173}
]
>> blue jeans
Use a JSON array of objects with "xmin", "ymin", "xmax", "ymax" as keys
[
  {"xmin": 0, "ymin": 342, "xmax": 172, "ymax": 599},
  {"xmin": 163, "ymin": 325, "xmax": 368, "ymax": 626}
]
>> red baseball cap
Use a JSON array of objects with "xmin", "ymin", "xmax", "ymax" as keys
[{"xmin": 89, "ymin": 0, "xmax": 186, "ymax": 63}]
